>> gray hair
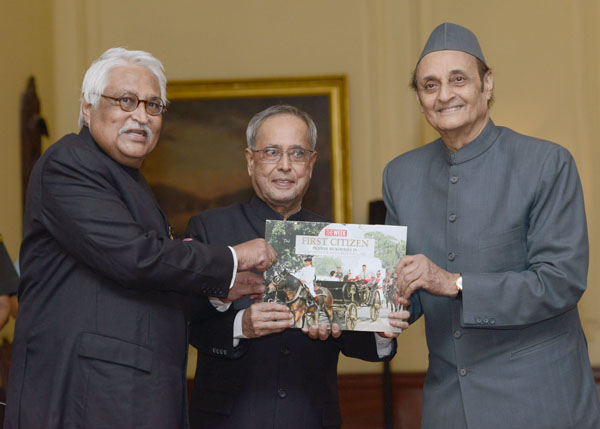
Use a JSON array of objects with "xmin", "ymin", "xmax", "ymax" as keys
[
  {"xmin": 78, "ymin": 47, "xmax": 168, "ymax": 128},
  {"xmin": 246, "ymin": 105, "xmax": 317, "ymax": 150}
]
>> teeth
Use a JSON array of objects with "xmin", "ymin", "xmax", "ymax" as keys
[{"xmin": 440, "ymin": 106, "xmax": 461, "ymax": 113}]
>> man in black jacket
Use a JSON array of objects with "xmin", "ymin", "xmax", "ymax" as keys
[
  {"xmin": 5, "ymin": 47, "xmax": 273, "ymax": 429},
  {"xmin": 187, "ymin": 105, "xmax": 409, "ymax": 428}
]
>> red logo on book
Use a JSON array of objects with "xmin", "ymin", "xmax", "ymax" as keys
[{"xmin": 324, "ymin": 229, "xmax": 347, "ymax": 237}]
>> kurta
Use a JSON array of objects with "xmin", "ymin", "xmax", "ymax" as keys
[
  {"xmin": 6, "ymin": 127, "xmax": 234, "ymax": 428},
  {"xmin": 186, "ymin": 196, "xmax": 396, "ymax": 428},
  {"xmin": 382, "ymin": 120, "xmax": 600, "ymax": 428}
]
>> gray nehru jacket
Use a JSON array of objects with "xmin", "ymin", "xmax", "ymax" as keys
[{"xmin": 383, "ymin": 119, "xmax": 600, "ymax": 428}]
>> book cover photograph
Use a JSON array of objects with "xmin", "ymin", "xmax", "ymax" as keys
[{"xmin": 263, "ymin": 220, "xmax": 407, "ymax": 332}]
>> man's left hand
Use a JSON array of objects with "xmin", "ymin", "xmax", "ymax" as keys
[
  {"xmin": 302, "ymin": 322, "xmax": 341, "ymax": 341},
  {"xmin": 377, "ymin": 309, "xmax": 410, "ymax": 338},
  {"xmin": 395, "ymin": 254, "xmax": 460, "ymax": 300}
]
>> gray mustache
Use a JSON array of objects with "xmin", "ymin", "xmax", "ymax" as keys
[{"xmin": 118, "ymin": 122, "xmax": 152, "ymax": 139}]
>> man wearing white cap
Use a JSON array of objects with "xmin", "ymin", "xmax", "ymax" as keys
[{"xmin": 383, "ymin": 22, "xmax": 600, "ymax": 428}]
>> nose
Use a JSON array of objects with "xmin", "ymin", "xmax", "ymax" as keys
[
  {"xmin": 438, "ymin": 81, "xmax": 454, "ymax": 102},
  {"xmin": 276, "ymin": 151, "xmax": 292, "ymax": 170},
  {"xmin": 131, "ymin": 101, "xmax": 150, "ymax": 124}
]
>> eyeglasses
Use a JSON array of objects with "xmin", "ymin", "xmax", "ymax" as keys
[
  {"xmin": 252, "ymin": 147, "xmax": 315, "ymax": 163},
  {"xmin": 101, "ymin": 93, "xmax": 166, "ymax": 115}
]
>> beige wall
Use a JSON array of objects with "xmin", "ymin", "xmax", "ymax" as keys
[
  {"xmin": 2, "ymin": 0, "xmax": 600, "ymax": 375},
  {"xmin": 0, "ymin": 0, "xmax": 54, "ymax": 259}
]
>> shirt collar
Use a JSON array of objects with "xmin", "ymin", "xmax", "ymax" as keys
[
  {"xmin": 248, "ymin": 195, "xmax": 303, "ymax": 221},
  {"xmin": 441, "ymin": 119, "xmax": 500, "ymax": 165}
]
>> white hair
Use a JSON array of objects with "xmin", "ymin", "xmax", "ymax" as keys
[
  {"xmin": 78, "ymin": 47, "xmax": 168, "ymax": 128},
  {"xmin": 246, "ymin": 105, "xmax": 318, "ymax": 150}
]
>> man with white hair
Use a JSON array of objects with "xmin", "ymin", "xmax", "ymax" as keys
[{"xmin": 5, "ymin": 47, "xmax": 275, "ymax": 428}]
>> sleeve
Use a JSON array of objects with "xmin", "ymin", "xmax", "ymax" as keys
[
  {"xmin": 189, "ymin": 296, "xmax": 248, "ymax": 359},
  {"xmin": 383, "ymin": 162, "xmax": 424, "ymax": 325},
  {"xmin": 0, "ymin": 241, "xmax": 19, "ymax": 296},
  {"xmin": 187, "ymin": 215, "xmax": 249, "ymax": 359},
  {"xmin": 461, "ymin": 148, "xmax": 589, "ymax": 328},
  {"xmin": 337, "ymin": 331, "xmax": 397, "ymax": 362},
  {"xmin": 39, "ymin": 145, "xmax": 234, "ymax": 297},
  {"xmin": 382, "ymin": 162, "xmax": 400, "ymax": 226}
]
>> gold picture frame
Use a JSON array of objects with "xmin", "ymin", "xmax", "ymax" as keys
[{"xmin": 141, "ymin": 75, "xmax": 351, "ymax": 236}]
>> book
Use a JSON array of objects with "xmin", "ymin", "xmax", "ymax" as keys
[{"xmin": 263, "ymin": 220, "xmax": 407, "ymax": 332}]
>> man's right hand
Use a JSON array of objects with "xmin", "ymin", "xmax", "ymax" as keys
[
  {"xmin": 227, "ymin": 271, "xmax": 266, "ymax": 302},
  {"xmin": 233, "ymin": 238, "xmax": 277, "ymax": 271},
  {"xmin": 242, "ymin": 302, "xmax": 293, "ymax": 338}
]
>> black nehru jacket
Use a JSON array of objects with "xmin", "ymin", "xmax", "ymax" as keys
[{"xmin": 186, "ymin": 196, "xmax": 396, "ymax": 429}]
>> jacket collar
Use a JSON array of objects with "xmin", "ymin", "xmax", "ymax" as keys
[{"xmin": 441, "ymin": 119, "xmax": 500, "ymax": 165}]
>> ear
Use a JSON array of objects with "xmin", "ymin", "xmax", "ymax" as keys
[
  {"xmin": 483, "ymin": 70, "xmax": 494, "ymax": 100},
  {"xmin": 307, "ymin": 151, "xmax": 317, "ymax": 179},
  {"xmin": 415, "ymin": 92, "xmax": 425, "ymax": 113},
  {"xmin": 245, "ymin": 148, "xmax": 254, "ymax": 177},
  {"xmin": 82, "ymin": 100, "xmax": 93, "ymax": 127}
]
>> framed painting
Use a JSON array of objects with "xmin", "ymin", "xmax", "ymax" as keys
[{"xmin": 141, "ymin": 75, "xmax": 351, "ymax": 236}]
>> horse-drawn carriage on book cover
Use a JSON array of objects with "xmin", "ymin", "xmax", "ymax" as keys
[{"xmin": 263, "ymin": 220, "xmax": 407, "ymax": 332}]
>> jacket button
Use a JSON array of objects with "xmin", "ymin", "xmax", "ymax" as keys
[
  {"xmin": 448, "ymin": 213, "xmax": 457, "ymax": 222},
  {"xmin": 281, "ymin": 346, "xmax": 290, "ymax": 356},
  {"xmin": 490, "ymin": 318, "xmax": 496, "ymax": 325},
  {"xmin": 459, "ymin": 368, "xmax": 468, "ymax": 376},
  {"xmin": 450, "ymin": 175, "xmax": 459, "ymax": 184},
  {"xmin": 453, "ymin": 330, "xmax": 462, "ymax": 339},
  {"xmin": 448, "ymin": 252, "xmax": 456, "ymax": 261},
  {"xmin": 278, "ymin": 388, "xmax": 287, "ymax": 398},
  {"xmin": 476, "ymin": 317, "xmax": 482, "ymax": 324},
  {"xmin": 483, "ymin": 318, "xmax": 489, "ymax": 324}
]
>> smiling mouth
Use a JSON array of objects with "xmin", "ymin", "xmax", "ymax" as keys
[
  {"xmin": 125, "ymin": 129, "xmax": 148, "ymax": 137},
  {"xmin": 272, "ymin": 179, "xmax": 294, "ymax": 186},
  {"xmin": 438, "ymin": 105, "xmax": 463, "ymax": 113}
]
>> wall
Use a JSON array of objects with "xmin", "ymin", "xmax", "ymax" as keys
[
  {"xmin": 1, "ymin": 0, "xmax": 599, "ymax": 375},
  {"xmin": 0, "ymin": 0, "xmax": 55, "ymax": 337},
  {"xmin": 0, "ymin": 0, "xmax": 54, "ymax": 259}
]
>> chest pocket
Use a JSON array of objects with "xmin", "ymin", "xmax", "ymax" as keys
[{"xmin": 478, "ymin": 226, "xmax": 527, "ymax": 272}]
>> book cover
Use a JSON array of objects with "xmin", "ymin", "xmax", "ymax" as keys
[{"xmin": 263, "ymin": 220, "xmax": 407, "ymax": 332}]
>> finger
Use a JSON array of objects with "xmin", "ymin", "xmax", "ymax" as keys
[
  {"xmin": 260, "ymin": 319, "xmax": 294, "ymax": 332},
  {"xmin": 305, "ymin": 324, "xmax": 319, "ymax": 339},
  {"xmin": 396, "ymin": 255, "xmax": 413, "ymax": 270},
  {"xmin": 387, "ymin": 310, "xmax": 410, "ymax": 322},
  {"xmin": 403, "ymin": 282, "xmax": 419, "ymax": 300},
  {"xmin": 331, "ymin": 323, "xmax": 341, "ymax": 339},
  {"xmin": 259, "ymin": 311, "xmax": 294, "ymax": 322},
  {"xmin": 256, "ymin": 302, "xmax": 292, "ymax": 312},
  {"xmin": 268, "ymin": 246, "xmax": 278, "ymax": 264},
  {"xmin": 397, "ymin": 295, "xmax": 410, "ymax": 307},
  {"xmin": 318, "ymin": 323, "xmax": 329, "ymax": 341},
  {"xmin": 377, "ymin": 331, "xmax": 400, "ymax": 339}
]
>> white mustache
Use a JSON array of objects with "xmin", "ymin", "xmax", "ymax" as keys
[{"xmin": 118, "ymin": 122, "xmax": 152, "ymax": 139}]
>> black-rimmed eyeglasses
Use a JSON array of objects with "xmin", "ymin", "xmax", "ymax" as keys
[
  {"xmin": 252, "ymin": 147, "xmax": 315, "ymax": 164},
  {"xmin": 101, "ymin": 93, "xmax": 166, "ymax": 115}
]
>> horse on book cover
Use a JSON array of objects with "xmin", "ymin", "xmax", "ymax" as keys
[
  {"xmin": 385, "ymin": 276, "xmax": 401, "ymax": 312},
  {"xmin": 269, "ymin": 264, "xmax": 333, "ymax": 328}
]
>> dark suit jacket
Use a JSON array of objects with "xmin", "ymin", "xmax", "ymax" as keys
[
  {"xmin": 186, "ymin": 196, "xmax": 396, "ymax": 429},
  {"xmin": 6, "ymin": 127, "xmax": 234, "ymax": 428}
]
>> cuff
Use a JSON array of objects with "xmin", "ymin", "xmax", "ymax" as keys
[
  {"xmin": 233, "ymin": 309, "xmax": 249, "ymax": 347},
  {"xmin": 374, "ymin": 333, "xmax": 394, "ymax": 358},
  {"xmin": 208, "ymin": 297, "xmax": 232, "ymax": 312},
  {"xmin": 228, "ymin": 246, "xmax": 238, "ymax": 289}
]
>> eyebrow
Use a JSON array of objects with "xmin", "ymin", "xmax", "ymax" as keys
[
  {"xmin": 421, "ymin": 69, "xmax": 467, "ymax": 82},
  {"xmin": 263, "ymin": 144, "xmax": 308, "ymax": 149}
]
